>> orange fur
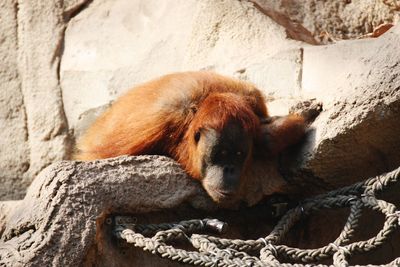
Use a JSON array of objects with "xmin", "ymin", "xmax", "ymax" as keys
[
  {"xmin": 75, "ymin": 71, "xmax": 310, "ymax": 201},
  {"xmin": 263, "ymin": 115, "xmax": 306, "ymax": 155},
  {"xmin": 75, "ymin": 71, "xmax": 267, "ymax": 163},
  {"xmin": 176, "ymin": 92, "xmax": 260, "ymax": 179}
]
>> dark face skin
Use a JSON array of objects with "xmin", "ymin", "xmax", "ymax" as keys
[{"xmin": 195, "ymin": 122, "xmax": 253, "ymax": 204}]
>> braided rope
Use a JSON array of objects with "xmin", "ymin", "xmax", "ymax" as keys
[{"xmin": 114, "ymin": 167, "xmax": 400, "ymax": 266}]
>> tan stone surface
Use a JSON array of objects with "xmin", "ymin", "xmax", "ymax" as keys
[
  {"xmin": 16, "ymin": 1, "xmax": 71, "ymax": 186},
  {"xmin": 0, "ymin": 156, "xmax": 210, "ymax": 266},
  {"xmin": 285, "ymin": 25, "xmax": 400, "ymax": 192},
  {"xmin": 0, "ymin": 1, "xmax": 29, "ymax": 200},
  {"xmin": 254, "ymin": 0, "xmax": 399, "ymax": 42},
  {"xmin": 0, "ymin": 0, "xmax": 90, "ymax": 200}
]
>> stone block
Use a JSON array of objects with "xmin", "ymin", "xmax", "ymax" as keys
[
  {"xmin": 0, "ymin": 0, "xmax": 29, "ymax": 199},
  {"xmin": 237, "ymin": 49, "xmax": 302, "ymax": 100},
  {"xmin": 286, "ymin": 25, "xmax": 400, "ymax": 190}
]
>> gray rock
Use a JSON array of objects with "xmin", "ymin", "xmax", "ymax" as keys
[
  {"xmin": 287, "ymin": 25, "xmax": 400, "ymax": 191},
  {"xmin": 253, "ymin": 0, "xmax": 399, "ymax": 42},
  {"xmin": 0, "ymin": 156, "xmax": 211, "ymax": 266},
  {"xmin": 0, "ymin": 0, "xmax": 29, "ymax": 200},
  {"xmin": 0, "ymin": 0, "xmax": 91, "ymax": 200}
]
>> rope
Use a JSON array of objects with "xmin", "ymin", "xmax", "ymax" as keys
[{"xmin": 114, "ymin": 167, "xmax": 400, "ymax": 266}]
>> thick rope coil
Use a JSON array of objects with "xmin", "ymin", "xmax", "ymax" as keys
[{"xmin": 114, "ymin": 166, "xmax": 400, "ymax": 267}]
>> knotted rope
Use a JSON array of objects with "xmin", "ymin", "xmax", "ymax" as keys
[{"xmin": 114, "ymin": 167, "xmax": 400, "ymax": 266}]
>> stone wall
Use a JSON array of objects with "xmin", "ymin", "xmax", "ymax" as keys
[
  {"xmin": 254, "ymin": 0, "xmax": 400, "ymax": 42},
  {"xmin": 0, "ymin": 1, "xmax": 87, "ymax": 199},
  {"xmin": 1, "ymin": 1, "xmax": 400, "ymax": 266},
  {"xmin": 0, "ymin": 0, "xmax": 399, "ymax": 200}
]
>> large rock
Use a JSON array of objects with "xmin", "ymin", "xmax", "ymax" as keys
[
  {"xmin": 16, "ymin": 1, "xmax": 78, "ymax": 185},
  {"xmin": 0, "ymin": 156, "xmax": 210, "ymax": 267},
  {"xmin": 0, "ymin": 1, "xmax": 29, "ymax": 200},
  {"xmin": 0, "ymin": 0, "xmax": 91, "ymax": 200},
  {"xmin": 285, "ymin": 25, "xmax": 400, "ymax": 191},
  {"xmin": 0, "ymin": 159, "xmax": 399, "ymax": 266},
  {"xmin": 234, "ymin": 48, "xmax": 303, "ymax": 116},
  {"xmin": 253, "ymin": 0, "xmax": 399, "ymax": 42}
]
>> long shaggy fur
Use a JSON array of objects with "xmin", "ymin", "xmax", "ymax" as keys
[{"xmin": 75, "ymin": 71, "xmax": 307, "ymax": 184}]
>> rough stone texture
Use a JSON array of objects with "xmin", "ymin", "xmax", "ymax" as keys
[
  {"xmin": 236, "ymin": 49, "xmax": 302, "ymax": 98},
  {"xmin": 0, "ymin": 0, "xmax": 91, "ymax": 200},
  {"xmin": 285, "ymin": 25, "xmax": 400, "ymax": 192},
  {"xmin": 0, "ymin": 1, "xmax": 29, "ymax": 200},
  {"xmin": 249, "ymin": 0, "xmax": 318, "ymax": 45},
  {"xmin": 17, "ymin": 1, "xmax": 73, "ymax": 186},
  {"xmin": 0, "ymin": 160, "xmax": 399, "ymax": 266},
  {"xmin": 254, "ymin": 0, "xmax": 400, "ymax": 42},
  {"xmin": 234, "ymin": 48, "xmax": 303, "ymax": 115},
  {"xmin": 60, "ymin": 0, "xmax": 304, "ymax": 133},
  {"xmin": 179, "ymin": 0, "xmax": 303, "ymax": 71},
  {"xmin": 0, "ymin": 156, "xmax": 212, "ymax": 267}
]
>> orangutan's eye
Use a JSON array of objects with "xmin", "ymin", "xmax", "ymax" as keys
[{"xmin": 194, "ymin": 131, "xmax": 201, "ymax": 143}]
